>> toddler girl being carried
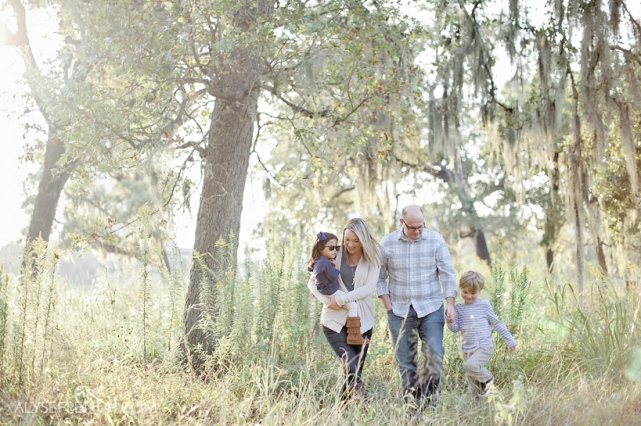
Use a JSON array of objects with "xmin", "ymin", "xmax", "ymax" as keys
[{"xmin": 308, "ymin": 231, "xmax": 364, "ymax": 345}]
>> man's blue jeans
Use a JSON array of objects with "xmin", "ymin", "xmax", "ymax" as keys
[{"xmin": 387, "ymin": 304, "xmax": 445, "ymax": 401}]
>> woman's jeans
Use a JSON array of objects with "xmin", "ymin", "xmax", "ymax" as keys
[
  {"xmin": 322, "ymin": 325, "xmax": 373, "ymax": 393},
  {"xmin": 387, "ymin": 304, "xmax": 445, "ymax": 401}
]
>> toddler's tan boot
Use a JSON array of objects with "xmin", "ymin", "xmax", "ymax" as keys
[{"xmin": 346, "ymin": 316, "xmax": 365, "ymax": 345}]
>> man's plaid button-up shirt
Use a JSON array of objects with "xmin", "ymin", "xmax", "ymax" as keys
[{"xmin": 377, "ymin": 227, "xmax": 457, "ymax": 318}]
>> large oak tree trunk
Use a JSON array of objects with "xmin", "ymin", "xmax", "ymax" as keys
[
  {"xmin": 182, "ymin": 0, "xmax": 273, "ymax": 369},
  {"xmin": 182, "ymin": 89, "xmax": 259, "ymax": 365},
  {"xmin": 26, "ymin": 132, "xmax": 72, "ymax": 244}
]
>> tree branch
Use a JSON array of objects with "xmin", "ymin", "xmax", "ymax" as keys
[
  {"xmin": 611, "ymin": 44, "xmax": 641, "ymax": 67},
  {"xmin": 5, "ymin": 0, "xmax": 54, "ymax": 126},
  {"xmin": 331, "ymin": 95, "xmax": 373, "ymax": 127},
  {"xmin": 263, "ymin": 84, "xmax": 332, "ymax": 118},
  {"xmin": 163, "ymin": 152, "xmax": 196, "ymax": 208},
  {"xmin": 329, "ymin": 186, "xmax": 355, "ymax": 202},
  {"xmin": 391, "ymin": 155, "xmax": 456, "ymax": 184},
  {"xmin": 176, "ymin": 141, "xmax": 207, "ymax": 157},
  {"xmin": 623, "ymin": 3, "xmax": 641, "ymax": 37}
]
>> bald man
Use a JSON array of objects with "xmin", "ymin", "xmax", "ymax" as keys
[{"xmin": 377, "ymin": 205, "xmax": 457, "ymax": 407}]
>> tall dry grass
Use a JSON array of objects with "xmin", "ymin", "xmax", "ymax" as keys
[{"xmin": 0, "ymin": 233, "xmax": 640, "ymax": 424}]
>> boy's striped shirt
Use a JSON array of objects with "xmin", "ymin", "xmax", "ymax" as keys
[{"xmin": 447, "ymin": 298, "xmax": 516, "ymax": 353}]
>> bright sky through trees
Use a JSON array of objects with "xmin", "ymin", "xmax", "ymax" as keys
[
  {"xmin": 0, "ymin": 8, "xmax": 270, "ymax": 250},
  {"xmin": 1, "ymin": 41, "xmax": 35, "ymax": 246},
  {"xmin": 1, "ymin": 1, "xmax": 639, "ymax": 251}
]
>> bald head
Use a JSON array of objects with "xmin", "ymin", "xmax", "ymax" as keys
[
  {"xmin": 402, "ymin": 205, "xmax": 424, "ymax": 221},
  {"xmin": 400, "ymin": 205, "xmax": 425, "ymax": 240}
]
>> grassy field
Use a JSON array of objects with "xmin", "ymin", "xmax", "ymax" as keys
[{"xmin": 1, "ymin": 238, "xmax": 641, "ymax": 425}]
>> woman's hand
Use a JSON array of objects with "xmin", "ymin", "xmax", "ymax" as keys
[{"xmin": 327, "ymin": 295, "xmax": 340, "ymax": 310}]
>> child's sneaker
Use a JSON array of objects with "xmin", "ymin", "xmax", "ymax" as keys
[{"xmin": 478, "ymin": 377, "xmax": 495, "ymax": 397}]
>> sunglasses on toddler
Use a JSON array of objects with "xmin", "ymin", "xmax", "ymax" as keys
[{"xmin": 326, "ymin": 245, "xmax": 341, "ymax": 251}]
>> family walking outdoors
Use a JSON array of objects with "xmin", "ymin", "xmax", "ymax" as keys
[{"xmin": 307, "ymin": 205, "xmax": 517, "ymax": 408}]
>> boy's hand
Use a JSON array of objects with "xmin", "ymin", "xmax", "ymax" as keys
[
  {"xmin": 446, "ymin": 311, "xmax": 454, "ymax": 323},
  {"xmin": 446, "ymin": 298, "xmax": 456, "ymax": 323},
  {"xmin": 445, "ymin": 312, "xmax": 455, "ymax": 323},
  {"xmin": 509, "ymin": 344, "xmax": 517, "ymax": 352}
]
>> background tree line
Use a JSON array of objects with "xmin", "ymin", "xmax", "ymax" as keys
[{"xmin": 1, "ymin": 0, "xmax": 640, "ymax": 370}]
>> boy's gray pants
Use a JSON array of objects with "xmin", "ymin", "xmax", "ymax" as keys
[{"xmin": 463, "ymin": 346, "xmax": 494, "ymax": 395}]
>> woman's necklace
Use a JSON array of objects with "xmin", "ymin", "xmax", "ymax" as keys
[{"xmin": 346, "ymin": 255, "xmax": 359, "ymax": 285}]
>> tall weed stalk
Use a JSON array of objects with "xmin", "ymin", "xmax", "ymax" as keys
[
  {"xmin": 159, "ymin": 244, "xmax": 186, "ymax": 353},
  {"xmin": 191, "ymin": 251, "xmax": 215, "ymax": 367},
  {"xmin": 205, "ymin": 228, "xmax": 317, "ymax": 368},
  {"xmin": 39, "ymin": 251, "xmax": 59, "ymax": 378},
  {"xmin": 209, "ymin": 233, "xmax": 242, "ymax": 368},
  {"xmin": 490, "ymin": 262, "xmax": 507, "ymax": 320},
  {"xmin": 255, "ymin": 236, "xmax": 285, "ymax": 347},
  {"xmin": 9, "ymin": 238, "xmax": 58, "ymax": 387},
  {"xmin": 188, "ymin": 232, "xmax": 237, "ymax": 370},
  {"xmin": 508, "ymin": 266, "xmax": 530, "ymax": 331},
  {"xmin": 0, "ymin": 265, "xmax": 8, "ymax": 384},
  {"xmin": 219, "ymin": 247, "xmax": 256, "ymax": 361},
  {"xmin": 253, "ymin": 227, "xmax": 315, "ymax": 364},
  {"xmin": 550, "ymin": 280, "xmax": 641, "ymax": 376},
  {"xmin": 280, "ymin": 229, "xmax": 314, "ymax": 355},
  {"xmin": 489, "ymin": 260, "xmax": 531, "ymax": 337},
  {"xmin": 138, "ymin": 206, "xmax": 152, "ymax": 362}
]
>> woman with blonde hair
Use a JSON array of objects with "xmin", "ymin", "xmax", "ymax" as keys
[{"xmin": 307, "ymin": 218, "xmax": 382, "ymax": 402}]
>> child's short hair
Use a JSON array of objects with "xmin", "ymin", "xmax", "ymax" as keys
[{"xmin": 459, "ymin": 270, "xmax": 485, "ymax": 293}]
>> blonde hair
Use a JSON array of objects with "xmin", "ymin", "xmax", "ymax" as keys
[
  {"xmin": 342, "ymin": 218, "xmax": 382, "ymax": 268},
  {"xmin": 459, "ymin": 270, "xmax": 485, "ymax": 293}
]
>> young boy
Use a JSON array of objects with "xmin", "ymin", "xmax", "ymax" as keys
[{"xmin": 446, "ymin": 270, "xmax": 517, "ymax": 397}]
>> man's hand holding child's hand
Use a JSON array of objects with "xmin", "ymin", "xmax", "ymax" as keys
[{"xmin": 445, "ymin": 309, "xmax": 455, "ymax": 324}]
